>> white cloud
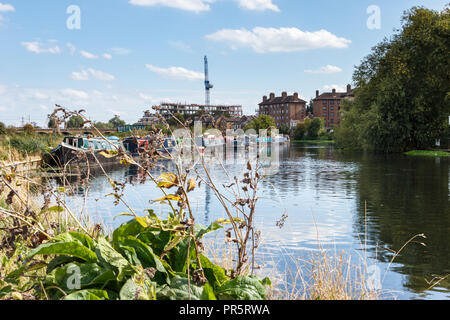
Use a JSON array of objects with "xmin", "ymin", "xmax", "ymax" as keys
[
  {"xmin": 71, "ymin": 69, "xmax": 115, "ymax": 81},
  {"xmin": 139, "ymin": 93, "xmax": 154, "ymax": 101},
  {"xmin": 167, "ymin": 40, "xmax": 193, "ymax": 53},
  {"xmin": 0, "ymin": 3, "xmax": 14, "ymax": 12},
  {"xmin": 88, "ymin": 68, "xmax": 115, "ymax": 81},
  {"xmin": 103, "ymin": 53, "xmax": 113, "ymax": 59},
  {"xmin": 34, "ymin": 92, "xmax": 49, "ymax": 99},
  {"xmin": 0, "ymin": 84, "xmax": 6, "ymax": 95},
  {"xmin": 66, "ymin": 42, "xmax": 76, "ymax": 55},
  {"xmin": 146, "ymin": 64, "xmax": 204, "ymax": 81},
  {"xmin": 237, "ymin": 0, "xmax": 279, "ymax": 12},
  {"xmin": 60, "ymin": 88, "xmax": 89, "ymax": 100},
  {"xmin": 21, "ymin": 41, "xmax": 61, "ymax": 54},
  {"xmin": 80, "ymin": 50, "xmax": 98, "ymax": 59},
  {"xmin": 71, "ymin": 69, "xmax": 90, "ymax": 81},
  {"xmin": 129, "ymin": 0, "xmax": 215, "ymax": 13},
  {"xmin": 323, "ymin": 84, "xmax": 347, "ymax": 92},
  {"xmin": 110, "ymin": 48, "xmax": 132, "ymax": 55},
  {"xmin": 305, "ymin": 65, "xmax": 342, "ymax": 74},
  {"xmin": 206, "ymin": 27, "xmax": 351, "ymax": 53}
]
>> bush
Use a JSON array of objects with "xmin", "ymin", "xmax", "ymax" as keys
[
  {"xmin": 23, "ymin": 124, "xmax": 35, "ymax": 135},
  {"xmin": 0, "ymin": 122, "xmax": 6, "ymax": 135},
  {"xmin": 9, "ymin": 137, "xmax": 45, "ymax": 156}
]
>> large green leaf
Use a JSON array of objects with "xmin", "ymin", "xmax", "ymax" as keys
[
  {"xmin": 200, "ymin": 282, "xmax": 217, "ymax": 300},
  {"xmin": 200, "ymin": 254, "xmax": 228, "ymax": 289},
  {"xmin": 157, "ymin": 276, "xmax": 203, "ymax": 300},
  {"xmin": 169, "ymin": 224, "xmax": 222, "ymax": 273},
  {"xmin": 27, "ymin": 242, "xmax": 98, "ymax": 263},
  {"xmin": 64, "ymin": 289, "xmax": 117, "ymax": 300},
  {"xmin": 112, "ymin": 219, "xmax": 145, "ymax": 251},
  {"xmin": 117, "ymin": 236, "xmax": 166, "ymax": 274},
  {"xmin": 52, "ymin": 232, "xmax": 95, "ymax": 251},
  {"xmin": 216, "ymin": 276, "xmax": 268, "ymax": 300},
  {"xmin": 119, "ymin": 278, "xmax": 156, "ymax": 300},
  {"xmin": 45, "ymin": 262, "xmax": 116, "ymax": 291},
  {"xmin": 95, "ymin": 237, "xmax": 134, "ymax": 281}
]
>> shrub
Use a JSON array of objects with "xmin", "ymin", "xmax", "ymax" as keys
[
  {"xmin": 9, "ymin": 137, "xmax": 45, "ymax": 156},
  {"xmin": 0, "ymin": 122, "xmax": 6, "ymax": 135},
  {"xmin": 23, "ymin": 124, "xmax": 35, "ymax": 135}
]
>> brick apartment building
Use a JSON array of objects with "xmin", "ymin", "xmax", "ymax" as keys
[
  {"xmin": 313, "ymin": 85, "xmax": 354, "ymax": 128},
  {"xmin": 258, "ymin": 92, "xmax": 307, "ymax": 128}
]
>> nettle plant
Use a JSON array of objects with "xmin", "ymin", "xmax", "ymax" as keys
[{"xmin": 20, "ymin": 107, "xmax": 271, "ymax": 300}]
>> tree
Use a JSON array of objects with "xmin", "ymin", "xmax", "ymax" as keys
[
  {"xmin": 294, "ymin": 118, "xmax": 311, "ymax": 140},
  {"xmin": 278, "ymin": 125, "xmax": 290, "ymax": 135},
  {"xmin": 67, "ymin": 115, "xmax": 84, "ymax": 128},
  {"xmin": 307, "ymin": 118, "xmax": 324, "ymax": 140},
  {"xmin": 48, "ymin": 118, "xmax": 56, "ymax": 129},
  {"xmin": 335, "ymin": 6, "xmax": 450, "ymax": 152},
  {"xmin": 306, "ymin": 99, "xmax": 314, "ymax": 114},
  {"xmin": 23, "ymin": 123, "xmax": 35, "ymax": 135},
  {"xmin": 108, "ymin": 115, "xmax": 126, "ymax": 128},
  {"xmin": 244, "ymin": 115, "xmax": 276, "ymax": 133},
  {"xmin": 0, "ymin": 122, "xmax": 6, "ymax": 135},
  {"xmin": 168, "ymin": 113, "xmax": 185, "ymax": 127}
]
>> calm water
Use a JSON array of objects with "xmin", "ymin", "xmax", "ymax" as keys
[{"xmin": 57, "ymin": 143, "xmax": 450, "ymax": 300}]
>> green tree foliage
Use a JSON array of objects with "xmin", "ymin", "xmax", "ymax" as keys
[
  {"xmin": 23, "ymin": 123, "xmax": 35, "ymax": 135},
  {"xmin": 48, "ymin": 118, "xmax": 56, "ymax": 129},
  {"xmin": 307, "ymin": 118, "xmax": 324, "ymax": 140},
  {"xmin": 335, "ymin": 6, "xmax": 450, "ymax": 152},
  {"xmin": 0, "ymin": 122, "xmax": 6, "ymax": 135},
  {"xmin": 168, "ymin": 113, "xmax": 185, "ymax": 127},
  {"xmin": 278, "ymin": 125, "xmax": 290, "ymax": 135},
  {"xmin": 244, "ymin": 115, "xmax": 276, "ymax": 133},
  {"xmin": 294, "ymin": 118, "xmax": 311, "ymax": 140},
  {"xmin": 67, "ymin": 115, "xmax": 85, "ymax": 129},
  {"xmin": 108, "ymin": 115, "xmax": 126, "ymax": 128}
]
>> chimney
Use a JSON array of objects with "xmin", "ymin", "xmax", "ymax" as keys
[
  {"xmin": 270, "ymin": 92, "xmax": 275, "ymax": 100},
  {"xmin": 347, "ymin": 84, "xmax": 352, "ymax": 93},
  {"xmin": 316, "ymin": 90, "xmax": 319, "ymax": 98},
  {"xmin": 293, "ymin": 92, "xmax": 299, "ymax": 99},
  {"xmin": 282, "ymin": 91, "xmax": 287, "ymax": 98},
  {"xmin": 263, "ymin": 95, "xmax": 267, "ymax": 102},
  {"xmin": 332, "ymin": 88, "xmax": 336, "ymax": 94}
]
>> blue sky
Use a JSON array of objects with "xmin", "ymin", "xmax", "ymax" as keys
[{"xmin": 0, "ymin": 0, "xmax": 447, "ymax": 126}]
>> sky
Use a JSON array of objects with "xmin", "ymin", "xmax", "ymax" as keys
[{"xmin": 0, "ymin": 0, "xmax": 447, "ymax": 127}]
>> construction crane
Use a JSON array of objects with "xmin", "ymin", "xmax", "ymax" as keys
[{"xmin": 204, "ymin": 55, "xmax": 213, "ymax": 107}]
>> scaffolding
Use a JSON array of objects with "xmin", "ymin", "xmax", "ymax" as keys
[{"xmin": 157, "ymin": 102, "xmax": 243, "ymax": 118}]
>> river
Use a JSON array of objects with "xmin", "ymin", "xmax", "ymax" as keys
[{"xmin": 54, "ymin": 142, "xmax": 450, "ymax": 300}]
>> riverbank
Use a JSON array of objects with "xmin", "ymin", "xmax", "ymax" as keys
[
  {"xmin": 291, "ymin": 140, "xmax": 335, "ymax": 144},
  {"xmin": 405, "ymin": 150, "xmax": 450, "ymax": 157}
]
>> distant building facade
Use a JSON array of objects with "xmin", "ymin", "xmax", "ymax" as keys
[
  {"xmin": 313, "ymin": 85, "xmax": 354, "ymax": 128},
  {"xmin": 258, "ymin": 92, "xmax": 307, "ymax": 128},
  {"xmin": 156, "ymin": 102, "xmax": 243, "ymax": 119},
  {"xmin": 137, "ymin": 110, "xmax": 160, "ymax": 126}
]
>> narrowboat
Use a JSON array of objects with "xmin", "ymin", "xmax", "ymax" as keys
[{"xmin": 43, "ymin": 136, "xmax": 124, "ymax": 168}]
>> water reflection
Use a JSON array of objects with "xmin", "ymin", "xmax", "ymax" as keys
[{"xmin": 53, "ymin": 143, "xmax": 450, "ymax": 299}]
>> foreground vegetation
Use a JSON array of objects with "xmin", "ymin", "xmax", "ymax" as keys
[{"xmin": 0, "ymin": 108, "xmax": 385, "ymax": 300}]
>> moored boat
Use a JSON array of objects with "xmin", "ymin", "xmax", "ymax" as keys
[{"xmin": 43, "ymin": 136, "xmax": 124, "ymax": 168}]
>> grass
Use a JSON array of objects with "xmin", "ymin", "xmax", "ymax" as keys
[
  {"xmin": 291, "ymin": 139, "xmax": 335, "ymax": 144},
  {"xmin": 0, "ymin": 133, "xmax": 63, "ymax": 161},
  {"xmin": 404, "ymin": 150, "xmax": 450, "ymax": 157}
]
